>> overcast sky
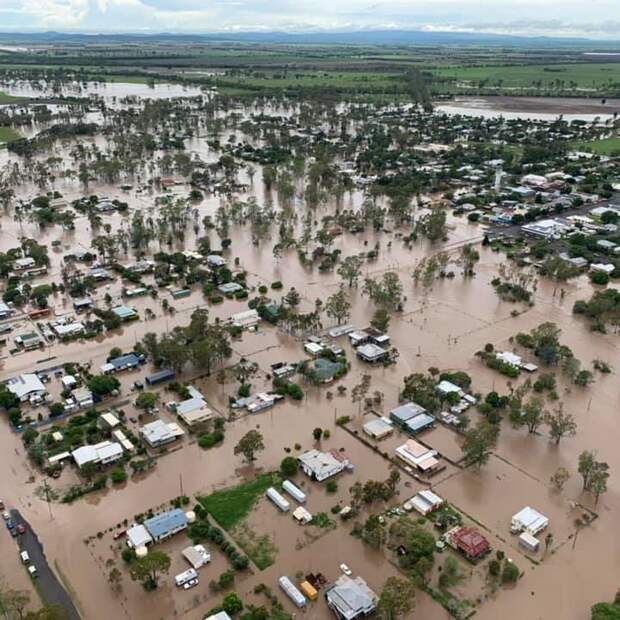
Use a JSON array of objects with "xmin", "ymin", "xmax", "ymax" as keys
[{"xmin": 1, "ymin": 0, "xmax": 620, "ymax": 39}]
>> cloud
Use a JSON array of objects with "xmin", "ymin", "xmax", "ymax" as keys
[{"xmin": 1, "ymin": 0, "xmax": 619, "ymax": 38}]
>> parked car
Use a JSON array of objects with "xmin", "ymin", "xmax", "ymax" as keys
[
  {"xmin": 6, "ymin": 518, "xmax": 15, "ymax": 530},
  {"xmin": 16, "ymin": 523, "xmax": 26, "ymax": 535},
  {"xmin": 113, "ymin": 530, "xmax": 126, "ymax": 540},
  {"xmin": 339, "ymin": 563, "xmax": 352, "ymax": 576},
  {"xmin": 183, "ymin": 579, "xmax": 199, "ymax": 590},
  {"xmin": 20, "ymin": 550, "xmax": 30, "ymax": 563},
  {"xmin": 28, "ymin": 565, "xmax": 37, "ymax": 578}
]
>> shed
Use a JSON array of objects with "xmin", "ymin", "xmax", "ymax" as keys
[
  {"xmin": 511, "ymin": 507, "xmax": 549, "ymax": 535},
  {"xmin": 363, "ymin": 417, "xmax": 393, "ymax": 440},
  {"xmin": 182, "ymin": 544, "xmax": 211, "ymax": 569},
  {"xmin": 126, "ymin": 524, "xmax": 153, "ymax": 549}
]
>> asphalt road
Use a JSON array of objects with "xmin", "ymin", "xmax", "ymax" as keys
[{"xmin": 9, "ymin": 509, "xmax": 81, "ymax": 620}]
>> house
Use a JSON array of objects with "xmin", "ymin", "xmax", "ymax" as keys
[
  {"xmin": 144, "ymin": 508, "xmax": 188, "ymax": 543},
  {"xmin": 403, "ymin": 489, "xmax": 444, "ymax": 515},
  {"xmin": 112, "ymin": 430, "xmax": 135, "ymax": 453},
  {"xmin": 496, "ymin": 351, "xmax": 522, "ymax": 368},
  {"xmin": 390, "ymin": 402, "xmax": 428, "ymax": 428},
  {"xmin": 72, "ymin": 387, "xmax": 94, "ymax": 408},
  {"xmin": 449, "ymin": 527, "xmax": 491, "ymax": 560},
  {"xmin": 6, "ymin": 374, "xmax": 47, "ymax": 403},
  {"xmin": 100, "ymin": 353, "xmax": 141, "ymax": 374},
  {"xmin": 0, "ymin": 302, "xmax": 14, "ymax": 319},
  {"xmin": 230, "ymin": 309, "xmax": 259, "ymax": 329},
  {"xmin": 52, "ymin": 321, "xmax": 84, "ymax": 339},
  {"xmin": 348, "ymin": 330, "xmax": 370, "ymax": 347},
  {"xmin": 218, "ymin": 282, "xmax": 244, "ymax": 295},
  {"xmin": 111, "ymin": 305, "xmax": 138, "ymax": 321},
  {"xmin": 176, "ymin": 396, "xmax": 214, "ymax": 426},
  {"xmin": 126, "ymin": 524, "xmax": 153, "ymax": 549},
  {"xmin": 590, "ymin": 263, "xmax": 615, "ymax": 275},
  {"xmin": 98, "ymin": 412, "xmax": 120, "ymax": 430},
  {"xmin": 206, "ymin": 254, "xmax": 226, "ymax": 268},
  {"xmin": 61, "ymin": 375, "xmax": 77, "ymax": 389},
  {"xmin": 298, "ymin": 449, "xmax": 350, "ymax": 482},
  {"xmin": 72, "ymin": 440, "xmax": 123, "ymax": 468},
  {"xmin": 436, "ymin": 380, "xmax": 464, "ymax": 398},
  {"xmin": 15, "ymin": 332, "xmax": 44, "ymax": 350},
  {"xmin": 511, "ymin": 506, "xmax": 549, "ymax": 535},
  {"xmin": 395, "ymin": 439, "xmax": 440, "ymax": 473},
  {"xmin": 355, "ymin": 343, "xmax": 389, "ymax": 364},
  {"xmin": 304, "ymin": 341, "xmax": 324, "ymax": 357},
  {"xmin": 313, "ymin": 358, "xmax": 345, "ymax": 383},
  {"xmin": 522, "ymin": 219, "xmax": 568, "ymax": 240},
  {"xmin": 205, "ymin": 613, "xmax": 232, "ymax": 620},
  {"xmin": 362, "ymin": 417, "xmax": 393, "ymax": 440},
  {"xmin": 145, "ymin": 369, "xmax": 175, "ymax": 386},
  {"xmin": 73, "ymin": 298, "xmax": 94, "ymax": 313},
  {"xmin": 13, "ymin": 257, "xmax": 36, "ymax": 271},
  {"xmin": 90, "ymin": 267, "xmax": 112, "ymax": 281},
  {"xmin": 141, "ymin": 419, "xmax": 184, "ymax": 448},
  {"xmin": 325, "ymin": 575, "xmax": 378, "ymax": 620},
  {"xmin": 182, "ymin": 544, "xmax": 211, "ymax": 570}
]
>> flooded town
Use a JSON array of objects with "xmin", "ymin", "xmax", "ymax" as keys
[{"xmin": 0, "ymin": 26, "xmax": 619, "ymax": 620}]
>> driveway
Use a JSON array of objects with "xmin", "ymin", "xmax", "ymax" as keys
[{"xmin": 9, "ymin": 509, "xmax": 81, "ymax": 620}]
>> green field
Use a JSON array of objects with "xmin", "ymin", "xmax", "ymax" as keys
[
  {"xmin": 0, "ymin": 126, "xmax": 21, "ymax": 144},
  {"xmin": 0, "ymin": 91, "xmax": 27, "ymax": 104},
  {"xmin": 198, "ymin": 472, "xmax": 279, "ymax": 530},
  {"xmin": 432, "ymin": 62, "xmax": 620, "ymax": 93},
  {"xmin": 573, "ymin": 136, "xmax": 620, "ymax": 155}
]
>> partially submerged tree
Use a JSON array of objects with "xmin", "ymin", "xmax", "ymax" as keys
[{"xmin": 234, "ymin": 430, "xmax": 265, "ymax": 464}]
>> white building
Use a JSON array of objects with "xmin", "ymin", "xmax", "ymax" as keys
[
  {"xmin": 141, "ymin": 420, "xmax": 184, "ymax": 448},
  {"xmin": 298, "ymin": 449, "xmax": 350, "ymax": 482},
  {"xmin": 72, "ymin": 440, "xmax": 123, "ymax": 468},
  {"xmin": 6, "ymin": 374, "xmax": 47, "ymax": 403}
]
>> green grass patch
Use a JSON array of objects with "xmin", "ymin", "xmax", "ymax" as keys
[
  {"xmin": 198, "ymin": 472, "xmax": 279, "ymax": 530},
  {"xmin": 573, "ymin": 136, "xmax": 620, "ymax": 156},
  {"xmin": 232, "ymin": 523, "xmax": 277, "ymax": 570},
  {"xmin": 0, "ymin": 91, "xmax": 27, "ymax": 105},
  {"xmin": 0, "ymin": 126, "xmax": 21, "ymax": 144}
]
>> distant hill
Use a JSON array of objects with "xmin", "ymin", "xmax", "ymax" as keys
[{"xmin": 0, "ymin": 29, "xmax": 619, "ymax": 49}]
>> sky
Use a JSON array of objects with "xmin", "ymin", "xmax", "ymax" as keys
[{"xmin": 1, "ymin": 0, "xmax": 620, "ymax": 39}]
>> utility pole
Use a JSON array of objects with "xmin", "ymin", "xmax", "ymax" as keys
[
  {"xmin": 44, "ymin": 477, "xmax": 53, "ymax": 520},
  {"xmin": 179, "ymin": 473, "xmax": 184, "ymax": 497}
]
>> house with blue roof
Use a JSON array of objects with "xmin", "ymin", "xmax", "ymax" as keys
[{"xmin": 144, "ymin": 509, "xmax": 188, "ymax": 543}]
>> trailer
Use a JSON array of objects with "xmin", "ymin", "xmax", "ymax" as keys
[
  {"xmin": 266, "ymin": 487, "xmax": 290, "ymax": 512},
  {"xmin": 519, "ymin": 531, "xmax": 540, "ymax": 553},
  {"xmin": 278, "ymin": 576, "xmax": 307, "ymax": 608},
  {"xmin": 282, "ymin": 480, "xmax": 306, "ymax": 504},
  {"xmin": 145, "ymin": 369, "xmax": 176, "ymax": 386},
  {"xmin": 175, "ymin": 568, "xmax": 198, "ymax": 587}
]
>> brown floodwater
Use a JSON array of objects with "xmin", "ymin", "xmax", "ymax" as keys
[{"xmin": 0, "ymin": 87, "xmax": 619, "ymax": 620}]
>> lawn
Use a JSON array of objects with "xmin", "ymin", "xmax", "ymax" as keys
[
  {"xmin": 432, "ymin": 62, "xmax": 620, "ymax": 93},
  {"xmin": 0, "ymin": 126, "xmax": 21, "ymax": 144},
  {"xmin": 573, "ymin": 136, "xmax": 620, "ymax": 156},
  {"xmin": 198, "ymin": 472, "xmax": 279, "ymax": 530}
]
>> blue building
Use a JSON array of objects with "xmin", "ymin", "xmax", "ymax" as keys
[{"xmin": 144, "ymin": 509, "xmax": 188, "ymax": 543}]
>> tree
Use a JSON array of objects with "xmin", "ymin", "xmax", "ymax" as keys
[
  {"xmin": 234, "ymin": 430, "xmax": 265, "ymax": 464},
  {"xmin": 501, "ymin": 560, "xmax": 519, "ymax": 584},
  {"xmin": 129, "ymin": 551, "xmax": 171, "ymax": 589},
  {"xmin": 510, "ymin": 396, "xmax": 546, "ymax": 434},
  {"xmin": 337, "ymin": 255, "xmax": 363, "ymax": 287},
  {"xmin": 416, "ymin": 207, "xmax": 447, "ymax": 242},
  {"xmin": 280, "ymin": 456, "xmax": 298, "ymax": 477},
  {"xmin": 312, "ymin": 427, "xmax": 323, "ymax": 441},
  {"xmin": 1, "ymin": 588, "xmax": 31, "ymax": 619},
  {"xmin": 283, "ymin": 287, "xmax": 300, "ymax": 308},
  {"xmin": 87, "ymin": 374, "xmax": 120, "ymax": 396},
  {"xmin": 376, "ymin": 576, "xmax": 416, "ymax": 620},
  {"xmin": 550, "ymin": 467, "xmax": 570, "ymax": 491},
  {"xmin": 108, "ymin": 567, "xmax": 123, "ymax": 592},
  {"xmin": 591, "ymin": 465, "xmax": 610, "ymax": 504},
  {"xmin": 438, "ymin": 557, "xmax": 465, "ymax": 589},
  {"xmin": 361, "ymin": 515, "xmax": 387, "ymax": 549},
  {"xmin": 363, "ymin": 272, "xmax": 403, "ymax": 311},
  {"xmin": 325, "ymin": 288, "xmax": 351, "ymax": 325},
  {"xmin": 370, "ymin": 308, "xmax": 390, "ymax": 333},
  {"xmin": 462, "ymin": 421, "xmax": 499, "ymax": 468},
  {"xmin": 578, "ymin": 450, "xmax": 597, "ymax": 490},
  {"xmin": 222, "ymin": 592, "xmax": 244, "ymax": 616},
  {"xmin": 135, "ymin": 391, "xmax": 159, "ymax": 410},
  {"xmin": 545, "ymin": 406, "xmax": 577, "ymax": 444}
]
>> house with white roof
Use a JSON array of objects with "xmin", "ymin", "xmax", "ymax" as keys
[{"xmin": 6, "ymin": 374, "xmax": 47, "ymax": 403}]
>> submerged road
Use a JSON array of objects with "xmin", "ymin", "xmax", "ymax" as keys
[{"xmin": 9, "ymin": 509, "xmax": 81, "ymax": 620}]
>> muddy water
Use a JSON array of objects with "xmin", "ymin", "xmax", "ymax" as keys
[
  {"xmin": 435, "ymin": 96, "xmax": 620, "ymax": 121},
  {"xmin": 0, "ymin": 87, "xmax": 619, "ymax": 620}
]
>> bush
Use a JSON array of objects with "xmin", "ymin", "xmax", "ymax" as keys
[
  {"xmin": 501, "ymin": 561, "xmax": 519, "ymax": 584},
  {"xmin": 198, "ymin": 430, "xmax": 225, "ymax": 449},
  {"xmin": 222, "ymin": 592, "xmax": 243, "ymax": 615},
  {"xmin": 218, "ymin": 570, "xmax": 235, "ymax": 589},
  {"xmin": 590, "ymin": 271, "xmax": 610, "ymax": 286},
  {"xmin": 280, "ymin": 456, "xmax": 298, "ymax": 477},
  {"xmin": 258, "ymin": 285, "xmax": 268, "ymax": 294},
  {"xmin": 287, "ymin": 383, "xmax": 303, "ymax": 400},
  {"xmin": 326, "ymin": 480, "xmax": 338, "ymax": 494},
  {"xmin": 271, "ymin": 281, "xmax": 283, "ymax": 290},
  {"xmin": 488, "ymin": 559, "xmax": 500, "ymax": 577},
  {"xmin": 110, "ymin": 469, "xmax": 127, "ymax": 484}
]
